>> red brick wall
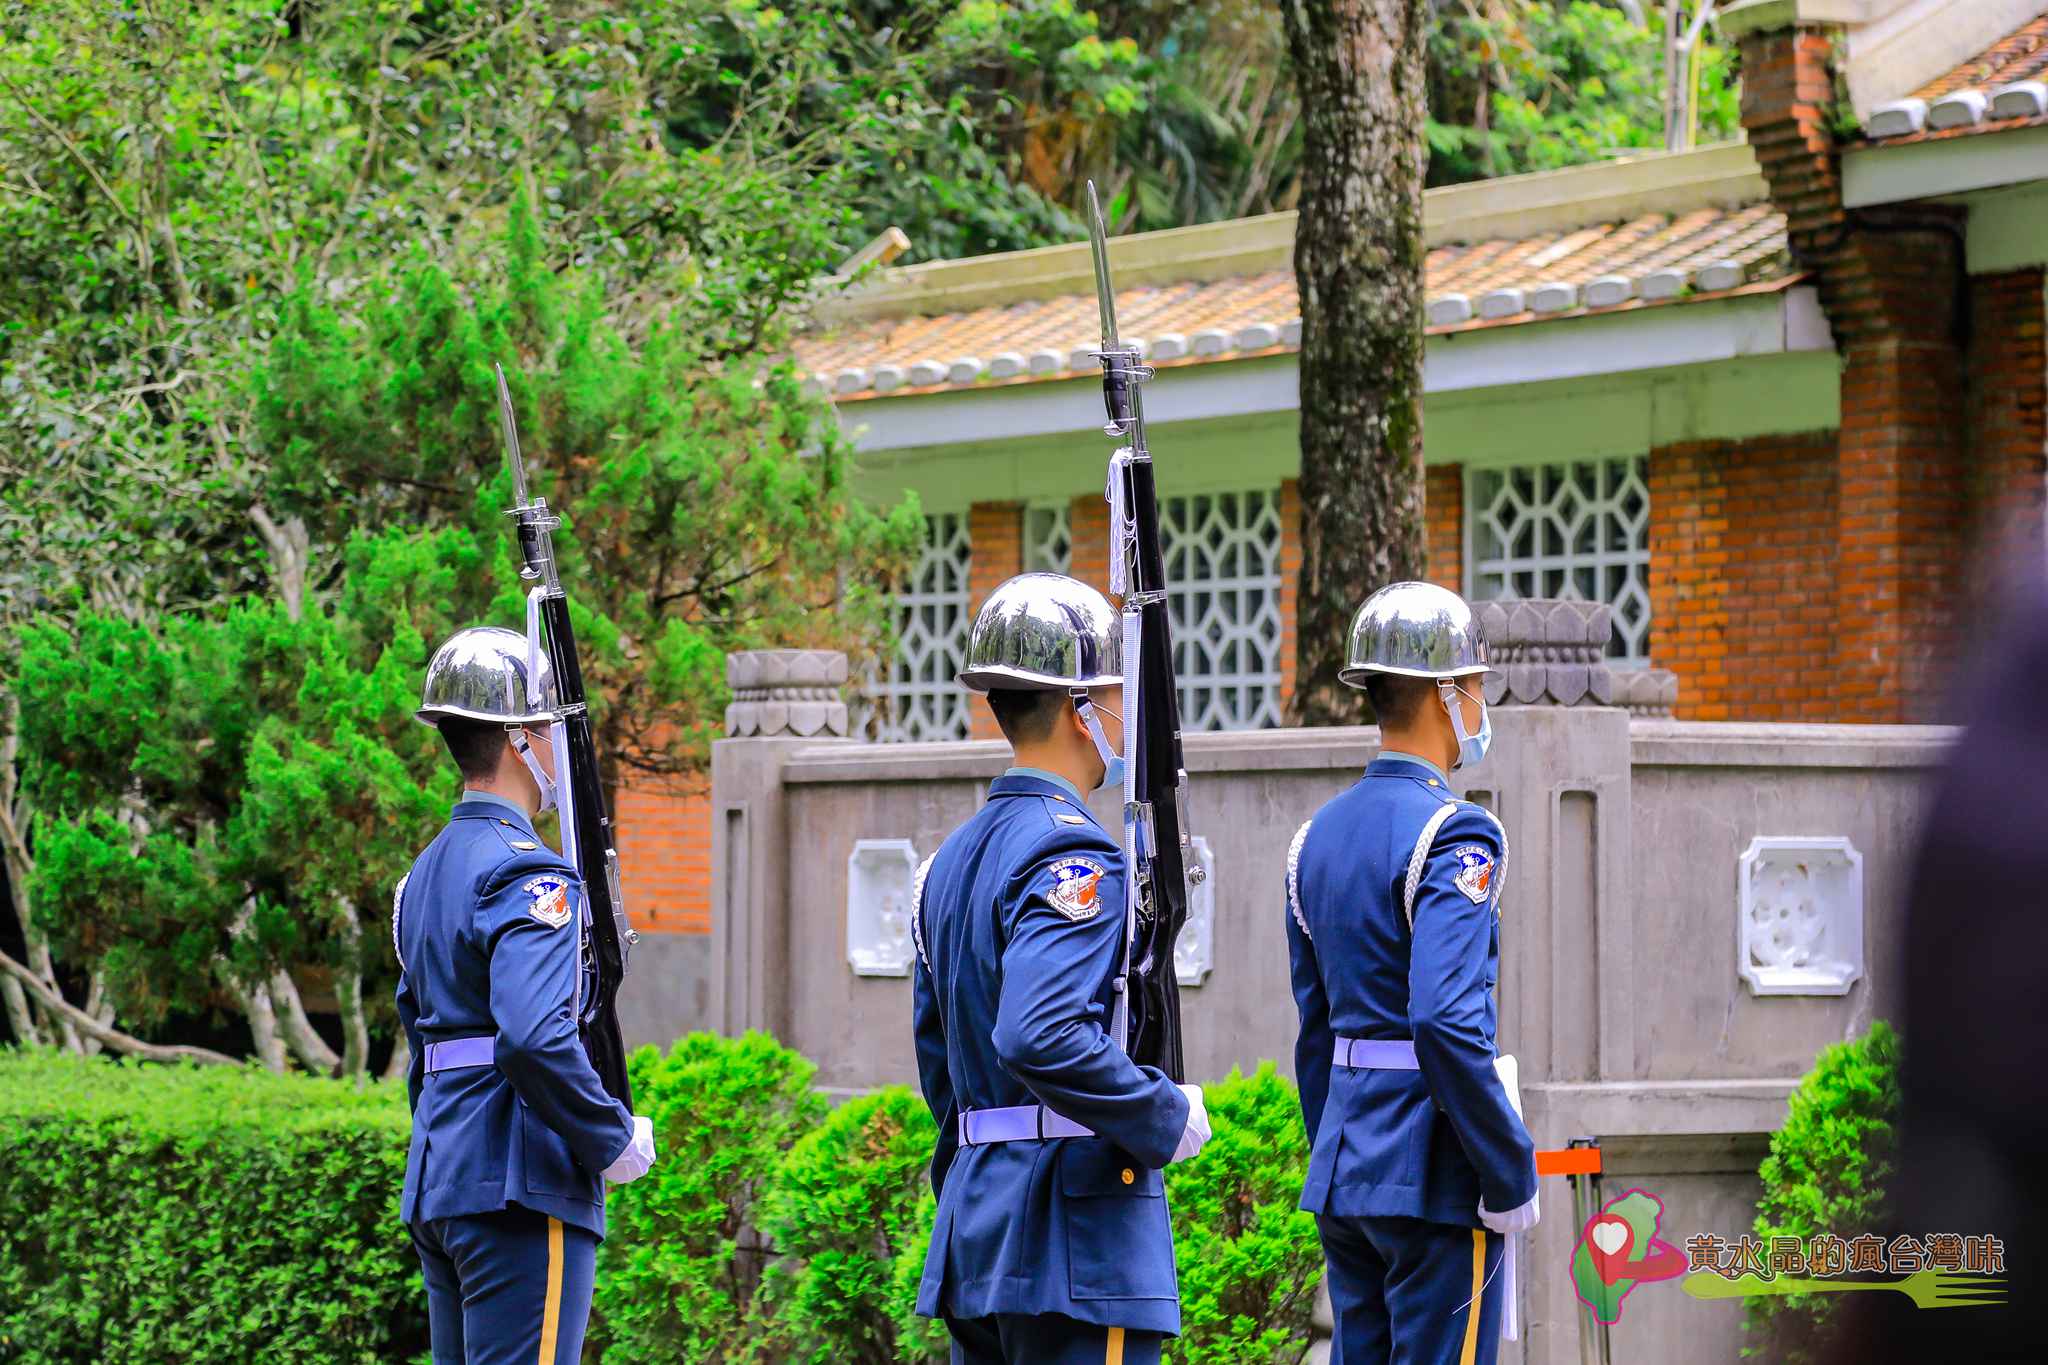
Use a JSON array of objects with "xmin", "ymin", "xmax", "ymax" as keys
[
  {"xmin": 1425, "ymin": 463, "xmax": 1463, "ymax": 593},
  {"xmin": 613, "ymin": 779, "xmax": 712, "ymax": 934},
  {"xmin": 1967, "ymin": 269, "xmax": 2048, "ymax": 593},
  {"xmin": 966, "ymin": 500, "xmax": 1023, "ymax": 739},
  {"xmin": 1649, "ymin": 432, "xmax": 1838, "ymax": 721}
]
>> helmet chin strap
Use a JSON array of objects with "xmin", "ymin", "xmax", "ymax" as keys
[{"xmin": 508, "ymin": 726, "xmax": 558, "ymax": 813}]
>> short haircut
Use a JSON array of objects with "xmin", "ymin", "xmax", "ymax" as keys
[
  {"xmin": 986, "ymin": 688, "xmax": 1069, "ymax": 746},
  {"xmin": 439, "ymin": 716, "xmax": 509, "ymax": 782},
  {"xmin": 1362, "ymin": 673, "xmax": 1437, "ymax": 730}
]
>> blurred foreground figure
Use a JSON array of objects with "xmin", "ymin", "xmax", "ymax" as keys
[{"xmin": 1829, "ymin": 593, "xmax": 2045, "ymax": 1362}]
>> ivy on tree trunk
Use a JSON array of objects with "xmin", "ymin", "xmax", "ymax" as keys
[{"xmin": 1279, "ymin": 0, "xmax": 1430, "ymax": 725}]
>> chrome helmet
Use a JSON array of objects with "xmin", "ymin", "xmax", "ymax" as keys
[
  {"xmin": 958, "ymin": 573, "xmax": 1122, "ymax": 693},
  {"xmin": 1339, "ymin": 581, "xmax": 1493, "ymax": 688},
  {"xmin": 416, "ymin": 626, "xmax": 558, "ymax": 727}
]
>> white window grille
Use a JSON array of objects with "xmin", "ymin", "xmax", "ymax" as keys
[
  {"xmin": 1024, "ymin": 503, "xmax": 1072, "ymax": 575},
  {"xmin": 872, "ymin": 513, "xmax": 973, "ymax": 742},
  {"xmin": 1467, "ymin": 457, "xmax": 1651, "ymax": 665},
  {"xmin": 1162, "ymin": 490, "xmax": 1284, "ymax": 732}
]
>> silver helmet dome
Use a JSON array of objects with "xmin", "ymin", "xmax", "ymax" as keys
[
  {"xmin": 1339, "ymin": 581, "xmax": 1493, "ymax": 688},
  {"xmin": 416, "ymin": 626, "xmax": 559, "ymax": 727},
  {"xmin": 957, "ymin": 573, "xmax": 1122, "ymax": 693}
]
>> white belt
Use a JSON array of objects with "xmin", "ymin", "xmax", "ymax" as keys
[
  {"xmin": 958, "ymin": 1105, "xmax": 1095, "ymax": 1146},
  {"xmin": 1332, "ymin": 1036, "xmax": 1419, "ymax": 1069}
]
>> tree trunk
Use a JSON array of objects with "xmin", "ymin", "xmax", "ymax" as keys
[
  {"xmin": 1279, "ymin": 0, "xmax": 1430, "ymax": 725},
  {"xmin": 335, "ymin": 912, "xmax": 370, "ymax": 1081},
  {"xmin": 1, "ymin": 947, "xmax": 240, "ymax": 1065},
  {"xmin": 270, "ymin": 967, "xmax": 342, "ymax": 1075},
  {"xmin": 382, "ymin": 1032, "xmax": 412, "ymax": 1084},
  {"xmin": 226, "ymin": 973, "xmax": 289, "ymax": 1073}
]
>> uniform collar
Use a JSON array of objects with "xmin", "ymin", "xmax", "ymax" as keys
[
  {"xmin": 453, "ymin": 790, "xmax": 537, "ymax": 831},
  {"xmin": 989, "ymin": 768, "xmax": 1093, "ymax": 811},
  {"xmin": 1368, "ymin": 751, "xmax": 1453, "ymax": 790}
]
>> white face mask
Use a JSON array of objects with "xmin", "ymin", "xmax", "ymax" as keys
[
  {"xmin": 509, "ymin": 726, "xmax": 557, "ymax": 812},
  {"xmin": 1438, "ymin": 680, "xmax": 1492, "ymax": 771},
  {"xmin": 1075, "ymin": 698, "xmax": 1126, "ymax": 792}
]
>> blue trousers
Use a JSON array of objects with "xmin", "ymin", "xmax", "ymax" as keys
[
  {"xmin": 411, "ymin": 1206, "xmax": 597, "ymax": 1365},
  {"xmin": 1318, "ymin": 1214, "xmax": 1504, "ymax": 1365},
  {"xmin": 946, "ymin": 1313, "xmax": 1165, "ymax": 1365}
]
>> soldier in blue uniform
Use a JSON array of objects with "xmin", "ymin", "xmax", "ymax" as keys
[
  {"xmin": 396, "ymin": 627, "xmax": 658, "ymax": 1365},
  {"xmin": 911, "ymin": 573, "xmax": 1212, "ymax": 1365},
  {"xmin": 1285, "ymin": 583, "xmax": 1541, "ymax": 1365}
]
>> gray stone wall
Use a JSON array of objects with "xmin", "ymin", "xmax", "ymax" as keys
[{"xmin": 708, "ymin": 641, "xmax": 1950, "ymax": 1365}]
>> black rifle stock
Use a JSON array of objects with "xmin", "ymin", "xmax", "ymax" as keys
[{"xmin": 495, "ymin": 364, "xmax": 635, "ymax": 1109}]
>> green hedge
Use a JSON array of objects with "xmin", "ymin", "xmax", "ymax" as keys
[
  {"xmin": 0, "ymin": 1051, "xmax": 425, "ymax": 1364},
  {"xmin": 2, "ymin": 1040, "xmax": 1322, "ymax": 1364},
  {"xmin": 1744, "ymin": 1019, "xmax": 1901, "ymax": 1362}
]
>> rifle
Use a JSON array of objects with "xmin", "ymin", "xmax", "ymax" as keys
[
  {"xmin": 1085, "ymin": 184, "xmax": 1204, "ymax": 1084},
  {"xmin": 495, "ymin": 363, "xmax": 637, "ymax": 1108}
]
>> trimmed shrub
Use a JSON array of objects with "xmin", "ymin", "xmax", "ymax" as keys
[
  {"xmin": 0, "ymin": 1052, "xmax": 422, "ymax": 1364},
  {"xmin": 1166, "ymin": 1064, "xmax": 1323, "ymax": 1364},
  {"xmin": 1744, "ymin": 1019, "xmax": 1902, "ymax": 1362},
  {"xmin": 756, "ymin": 1086, "xmax": 938, "ymax": 1365},
  {"xmin": 589, "ymin": 1031, "xmax": 828, "ymax": 1364}
]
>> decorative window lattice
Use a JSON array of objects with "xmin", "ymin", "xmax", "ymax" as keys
[
  {"xmin": 1024, "ymin": 503, "xmax": 1072, "ymax": 575},
  {"xmin": 872, "ymin": 513, "xmax": 973, "ymax": 742},
  {"xmin": 1467, "ymin": 457, "xmax": 1651, "ymax": 665},
  {"xmin": 1161, "ymin": 490, "xmax": 1284, "ymax": 732}
]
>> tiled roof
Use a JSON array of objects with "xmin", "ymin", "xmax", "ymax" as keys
[
  {"xmin": 797, "ymin": 204, "xmax": 1790, "ymax": 401},
  {"xmin": 1866, "ymin": 14, "xmax": 2048, "ymax": 140}
]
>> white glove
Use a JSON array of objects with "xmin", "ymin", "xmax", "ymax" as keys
[
  {"xmin": 1478, "ymin": 1188, "xmax": 1540, "ymax": 1235},
  {"xmin": 1170, "ymin": 1084, "xmax": 1211, "ymax": 1164},
  {"xmin": 602, "ymin": 1114, "xmax": 656, "ymax": 1185}
]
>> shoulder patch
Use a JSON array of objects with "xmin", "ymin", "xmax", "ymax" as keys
[
  {"xmin": 1045, "ymin": 856, "xmax": 1108, "ymax": 921},
  {"xmin": 1450, "ymin": 844, "xmax": 1495, "ymax": 904},
  {"xmin": 522, "ymin": 873, "xmax": 574, "ymax": 929}
]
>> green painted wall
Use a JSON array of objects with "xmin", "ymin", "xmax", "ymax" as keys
[{"xmin": 850, "ymin": 351, "xmax": 1843, "ymax": 513}]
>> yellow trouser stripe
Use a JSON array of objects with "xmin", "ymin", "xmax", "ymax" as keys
[
  {"xmin": 1458, "ymin": 1229, "xmax": 1485, "ymax": 1365},
  {"xmin": 538, "ymin": 1216, "xmax": 564, "ymax": 1365},
  {"xmin": 1105, "ymin": 1325, "xmax": 1125, "ymax": 1365}
]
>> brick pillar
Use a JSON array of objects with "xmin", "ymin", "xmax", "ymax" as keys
[
  {"xmin": 966, "ymin": 501, "xmax": 1024, "ymax": 739},
  {"xmin": 1069, "ymin": 492, "xmax": 1112, "ymax": 600},
  {"xmin": 1966, "ymin": 269, "xmax": 2048, "ymax": 596},
  {"xmin": 1424, "ymin": 463, "xmax": 1463, "ymax": 593},
  {"xmin": 1740, "ymin": 20, "xmax": 1969, "ymax": 721}
]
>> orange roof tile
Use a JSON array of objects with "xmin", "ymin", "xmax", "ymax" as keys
[
  {"xmin": 797, "ymin": 204, "xmax": 1791, "ymax": 401},
  {"xmin": 1868, "ymin": 14, "xmax": 2048, "ymax": 141}
]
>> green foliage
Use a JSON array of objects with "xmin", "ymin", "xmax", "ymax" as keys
[
  {"xmin": 1744, "ymin": 1019, "xmax": 1902, "ymax": 1361},
  {"xmin": 1426, "ymin": 1, "xmax": 1742, "ymax": 186},
  {"xmin": 757, "ymin": 1086, "xmax": 941, "ymax": 1365},
  {"xmin": 1165, "ymin": 1064, "xmax": 1323, "ymax": 1364},
  {"xmin": 0, "ymin": 1051, "xmax": 423, "ymax": 1363},
  {"xmin": 591, "ymin": 1032, "xmax": 829, "ymax": 1365}
]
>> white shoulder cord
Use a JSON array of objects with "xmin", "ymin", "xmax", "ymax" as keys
[
  {"xmin": 1287, "ymin": 819, "xmax": 1314, "ymax": 940},
  {"xmin": 390, "ymin": 873, "xmax": 410, "ymax": 971},
  {"xmin": 910, "ymin": 854, "xmax": 935, "ymax": 971},
  {"xmin": 1401, "ymin": 803, "xmax": 1461, "ymax": 931}
]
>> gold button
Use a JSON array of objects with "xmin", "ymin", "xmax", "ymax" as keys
[{"xmin": 1121, "ymin": 1168, "xmax": 1135, "ymax": 1185}]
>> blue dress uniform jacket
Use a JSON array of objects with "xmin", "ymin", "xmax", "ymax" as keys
[
  {"xmin": 1286, "ymin": 755, "xmax": 1537, "ymax": 1225},
  {"xmin": 395, "ymin": 795, "xmax": 634, "ymax": 1239},
  {"xmin": 911, "ymin": 772, "xmax": 1190, "ymax": 1337}
]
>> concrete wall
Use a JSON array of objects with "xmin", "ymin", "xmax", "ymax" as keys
[{"xmin": 710, "ymin": 709, "xmax": 1948, "ymax": 1363}]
